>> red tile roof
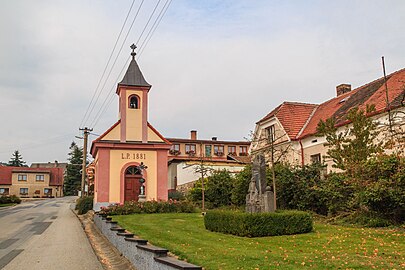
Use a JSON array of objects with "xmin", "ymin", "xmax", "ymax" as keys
[
  {"xmin": 258, "ymin": 102, "xmax": 318, "ymax": 139},
  {"xmin": 0, "ymin": 167, "xmax": 64, "ymax": 186},
  {"xmin": 259, "ymin": 68, "xmax": 405, "ymax": 140},
  {"xmin": 299, "ymin": 68, "xmax": 405, "ymax": 139},
  {"xmin": 0, "ymin": 166, "xmax": 13, "ymax": 185}
]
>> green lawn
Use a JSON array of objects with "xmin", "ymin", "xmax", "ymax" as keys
[
  {"xmin": 0, "ymin": 203, "xmax": 15, "ymax": 207},
  {"xmin": 113, "ymin": 213, "xmax": 404, "ymax": 269}
]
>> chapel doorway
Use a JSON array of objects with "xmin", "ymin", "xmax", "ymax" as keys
[{"xmin": 124, "ymin": 166, "xmax": 143, "ymax": 202}]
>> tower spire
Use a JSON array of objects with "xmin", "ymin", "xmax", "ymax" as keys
[{"xmin": 117, "ymin": 43, "xmax": 151, "ymax": 89}]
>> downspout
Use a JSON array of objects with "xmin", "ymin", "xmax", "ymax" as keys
[{"xmin": 299, "ymin": 140, "xmax": 305, "ymax": 166}]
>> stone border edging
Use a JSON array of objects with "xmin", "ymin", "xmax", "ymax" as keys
[{"xmin": 94, "ymin": 213, "xmax": 202, "ymax": 270}]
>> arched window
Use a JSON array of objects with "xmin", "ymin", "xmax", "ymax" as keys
[
  {"xmin": 125, "ymin": 166, "xmax": 142, "ymax": 175},
  {"xmin": 129, "ymin": 95, "xmax": 140, "ymax": 109}
]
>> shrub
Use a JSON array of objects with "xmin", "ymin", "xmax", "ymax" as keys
[
  {"xmin": 99, "ymin": 199, "xmax": 196, "ymax": 216},
  {"xmin": 168, "ymin": 190, "xmax": 185, "ymax": 201},
  {"xmin": 204, "ymin": 210, "xmax": 313, "ymax": 237},
  {"xmin": 340, "ymin": 211, "xmax": 393, "ymax": 227},
  {"xmin": 76, "ymin": 196, "xmax": 94, "ymax": 215},
  {"xmin": 0, "ymin": 195, "xmax": 21, "ymax": 204},
  {"xmin": 189, "ymin": 170, "xmax": 234, "ymax": 208},
  {"xmin": 231, "ymin": 165, "xmax": 251, "ymax": 206}
]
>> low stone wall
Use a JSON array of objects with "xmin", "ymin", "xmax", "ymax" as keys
[{"xmin": 94, "ymin": 213, "xmax": 202, "ymax": 270}]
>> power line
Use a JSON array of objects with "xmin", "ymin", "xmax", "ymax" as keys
[
  {"xmin": 135, "ymin": 0, "xmax": 162, "ymax": 45},
  {"xmin": 79, "ymin": 0, "xmax": 136, "ymax": 128},
  {"xmin": 89, "ymin": 0, "xmax": 172, "ymax": 130},
  {"xmin": 90, "ymin": 56, "xmax": 131, "ymax": 128},
  {"xmin": 138, "ymin": 0, "xmax": 172, "ymax": 58},
  {"xmin": 82, "ymin": 0, "xmax": 145, "ymax": 127},
  {"xmin": 90, "ymin": 0, "xmax": 164, "ymax": 129}
]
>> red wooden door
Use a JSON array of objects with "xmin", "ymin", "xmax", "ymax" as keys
[{"xmin": 124, "ymin": 175, "xmax": 142, "ymax": 202}]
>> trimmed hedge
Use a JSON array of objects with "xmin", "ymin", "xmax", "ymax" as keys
[
  {"xmin": 0, "ymin": 195, "xmax": 21, "ymax": 204},
  {"xmin": 99, "ymin": 199, "xmax": 196, "ymax": 216},
  {"xmin": 76, "ymin": 196, "xmax": 94, "ymax": 215},
  {"xmin": 204, "ymin": 210, "xmax": 313, "ymax": 237}
]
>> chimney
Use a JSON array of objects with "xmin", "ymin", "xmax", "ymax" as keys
[
  {"xmin": 212, "ymin": 137, "xmax": 217, "ymax": 141},
  {"xmin": 336, "ymin": 84, "xmax": 351, "ymax": 96},
  {"xmin": 190, "ymin": 130, "xmax": 197, "ymax": 140},
  {"xmin": 54, "ymin": 160, "xmax": 58, "ymax": 168}
]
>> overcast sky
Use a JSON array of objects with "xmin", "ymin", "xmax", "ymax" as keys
[{"xmin": 1, "ymin": 0, "xmax": 404, "ymax": 164}]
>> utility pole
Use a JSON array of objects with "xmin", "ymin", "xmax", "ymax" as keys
[{"xmin": 79, "ymin": 127, "xmax": 92, "ymax": 198}]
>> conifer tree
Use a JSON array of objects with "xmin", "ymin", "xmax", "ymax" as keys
[
  {"xmin": 8, "ymin": 150, "xmax": 27, "ymax": 167},
  {"xmin": 64, "ymin": 142, "xmax": 83, "ymax": 196}
]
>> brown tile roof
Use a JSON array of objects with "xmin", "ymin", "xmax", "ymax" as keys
[
  {"xmin": 259, "ymin": 68, "xmax": 405, "ymax": 141},
  {"xmin": 299, "ymin": 68, "xmax": 405, "ymax": 139},
  {"xmin": 166, "ymin": 138, "xmax": 250, "ymax": 145},
  {"xmin": 258, "ymin": 102, "xmax": 318, "ymax": 139},
  {"xmin": 227, "ymin": 155, "xmax": 251, "ymax": 164},
  {"xmin": 0, "ymin": 166, "xmax": 13, "ymax": 185}
]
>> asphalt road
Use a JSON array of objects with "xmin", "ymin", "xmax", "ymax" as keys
[{"xmin": 0, "ymin": 196, "xmax": 103, "ymax": 270}]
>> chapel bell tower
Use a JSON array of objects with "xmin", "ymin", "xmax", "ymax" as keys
[{"xmin": 116, "ymin": 44, "xmax": 151, "ymax": 143}]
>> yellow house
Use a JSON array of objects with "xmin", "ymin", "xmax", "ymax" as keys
[
  {"xmin": 91, "ymin": 46, "xmax": 171, "ymax": 210},
  {"xmin": 0, "ymin": 166, "xmax": 64, "ymax": 198}
]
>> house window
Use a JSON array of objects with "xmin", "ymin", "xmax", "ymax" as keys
[
  {"xmin": 185, "ymin": 144, "xmax": 196, "ymax": 155},
  {"xmin": 20, "ymin": 188, "xmax": 28, "ymax": 195},
  {"xmin": 36, "ymin": 175, "xmax": 44, "ymax": 181},
  {"xmin": 128, "ymin": 95, "xmax": 140, "ymax": 109},
  {"xmin": 169, "ymin": 144, "xmax": 181, "ymax": 155},
  {"xmin": 18, "ymin": 174, "xmax": 27, "ymax": 181},
  {"xmin": 240, "ymin": 146, "xmax": 248, "ymax": 156},
  {"xmin": 266, "ymin": 125, "xmax": 276, "ymax": 142},
  {"xmin": 205, "ymin": 145, "xmax": 212, "ymax": 157},
  {"xmin": 44, "ymin": 188, "xmax": 52, "ymax": 196},
  {"xmin": 228, "ymin": 146, "xmax": 236, "ymax": 156},
  {"xmin": 214, "ymin": 145, "xmax": 224, "ymax": 156},
  {"xmin": 310, "ymin": 154, "xmax": 321, "ymax": 164},
  {"xmin": 0, "ymin": 188, "xmax": 9, "ymax": 195}
]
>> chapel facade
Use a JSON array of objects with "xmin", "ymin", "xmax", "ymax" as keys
[{"xmin": 91, "ymin": 46, "xmax": 171, "ymax": 211}]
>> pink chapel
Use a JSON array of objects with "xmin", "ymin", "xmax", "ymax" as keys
[{"xmin": 90, "ymin": 45, "xmax": 171, "ymax": 210}]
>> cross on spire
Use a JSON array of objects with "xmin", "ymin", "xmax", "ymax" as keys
[{"xmin": 130, "ymin": 44, "xmax": 137, "ymax": 59}]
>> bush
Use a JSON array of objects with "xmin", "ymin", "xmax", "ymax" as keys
[
  {"xmin": 99, "ymin": 200, "xmax": 196, "ymax": 216},
  {"xmin": 204, "ymin": 210, "xmax": 313, "ymax": 237},
  {"xmin": 76, "ymin": 196, "xmax": 94, "ymax": 215},
  {"xmin": 0, "ymin": 195, "xmax": 21, "ymax": 204},
  {"xmin": 358, "ymin": 155, "xmax": 405, "ymax": 223},
  {"xmin": 189, "ymin": 170, "xmax": 234, "ymax": 208},
  {"xmin": 339, "ymin": 211, "xmax": 393, "ymax": 227},
  {"xmin": 168, "ymin": 190, "xmax": 185, "ymax": 201},
  {"xmin": 231, "ymin": 165, "xmax": 251, "ymax": 206}
]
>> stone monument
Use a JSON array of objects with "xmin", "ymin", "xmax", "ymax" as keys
[{"xmin": 246, "ymin": 154, "xmax": 275, "ymax": 213}]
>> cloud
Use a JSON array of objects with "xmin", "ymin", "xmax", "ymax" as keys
[{"xmin": 0, "ymin": 0, "xmax": 404, "ymax": 163}]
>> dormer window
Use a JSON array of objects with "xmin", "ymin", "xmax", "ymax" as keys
[{"xmin": 129, "ymin": 95, "xmax": 140, "ymax": 109}]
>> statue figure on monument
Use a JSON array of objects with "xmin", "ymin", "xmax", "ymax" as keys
[{"xmin": 246, "ymin": 154, "xmax": 275, "ymax": 213}]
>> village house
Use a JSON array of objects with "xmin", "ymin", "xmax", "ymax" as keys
[
  {"xmin": 0, "ymin": 166, "xmax": 64, "ymax": 198},
  {"xmin": 167, "ymin": 130, "xmax": 250, "ymax": 192},
  {"xmin": 251, "ymin": 68, "xmax": 405, "ymax": 171}
]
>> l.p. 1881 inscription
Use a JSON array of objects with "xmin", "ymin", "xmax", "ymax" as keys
[{"xmin": 121, "ymin": 153, "xmax": 147, "ymax": 160}]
